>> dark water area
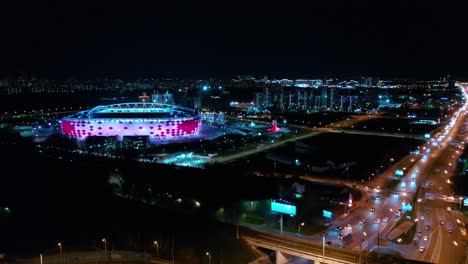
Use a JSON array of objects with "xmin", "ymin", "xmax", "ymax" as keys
[{"xmin": 0, "ymin": 138, "xmax": 277, "ymax": 262}]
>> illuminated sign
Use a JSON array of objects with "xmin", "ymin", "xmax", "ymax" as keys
[
  {"xmin": 271, "ymin": 201, "xmax": 296, "ymax": 216},
  {"xmin": 402, "ymin": 203, "xmax": 413, "ymax": 212},
  {"xmin": 395, "ymin": 170, "xmax": 404, "ymax": 177},
  {"xmin": 323, "ymin": 210, "xmax": 333, "ymax": 219},
  {"xmin": 464, "ymin": 198, "xmax": 468, "ymax": 207}
]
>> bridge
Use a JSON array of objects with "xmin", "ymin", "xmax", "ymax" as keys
[
  {"xmin": 319, "ymin": 128, "xmax": 427, "ymax": 140},
  {"xmin": 242, "ymin": 229, "xmax": 360, "ymax": 264}
]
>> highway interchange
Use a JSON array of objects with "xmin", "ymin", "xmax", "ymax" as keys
[
  {"xmin": 305, "ymin": 82, "xmax": 468, "ymax": 263},
  {"xmin": 241, "ymin": 83, "xmax": 468, "ymax": 264}
]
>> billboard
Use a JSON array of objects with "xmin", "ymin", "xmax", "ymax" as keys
[
  {"xmin": 402, "ymin": 202, "xmax": 413, "ymax": 212},
  {"xmin": 271, "ymin": 200, "xmax": 296, "ymax": 216},
  {"xmin": 323, "ymin": 210, "xmax": 333, "ymax": 219},
  {"xmin": 464, "ymin": 198, "xmax": 468, "ymax": 207}
]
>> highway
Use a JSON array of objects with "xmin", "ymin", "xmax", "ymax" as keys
[
  {"xmin": 310, "ymin": 82, "xmax": 468, "ymax": 263},
  {"xmin": 320, "ymin": 128, "xmax": 427, "ymax": 140},
  {"xmin": 317, "ymin": 82, "xmax": 467, "ymax": 263},
  {"xmin": 242, "ymin": 228, "xmax": 359, "ymax": 264},
  {"xmin": 216, "ymin": 113, "xmax": 381, "ymax": 164}
]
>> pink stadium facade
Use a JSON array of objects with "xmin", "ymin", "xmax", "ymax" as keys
[{"xmin": 60, "ymin": 103, "xmax": 202, "ymax": 140}]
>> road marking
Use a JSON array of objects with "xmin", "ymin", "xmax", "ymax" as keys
[{"xmin": 430, "ymin": 227, "xmax": 443, "ymax": 263}]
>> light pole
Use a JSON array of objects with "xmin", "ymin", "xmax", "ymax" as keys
[
  {"xmin": 359, "ymin": 232, "xmax": 367, "ymax": 264},
  {"xmin": 280, "ymin": 213, "xmax": 284, "ymax": 236},
  {"xmin": 377, "ymin": 223, "xmax": 380, "ymax": 260},
  {"xmin": 205, "ymin": 252, "xmax": 211, "ymax": 264},
  {"xmin": 321, "ymin": 232, "xmax": 327, "ymax": 263},
  {"xmin": 57, "ymin": 242, "xmax": 62, "ymax": 264},
  {"xmin": 339, "ymin": 202, "xmax": 347, "ymax": 214},
  {"xmin": 298, "ymin": 222, "xmax": 305, "ymax": 236},
  {"xmin": 154, "ymin": 241, "xmax": 160, "ymax": 259},
  {"xmin": 101, "ymin": 238, "xmax": 107, "ymax": 256}
]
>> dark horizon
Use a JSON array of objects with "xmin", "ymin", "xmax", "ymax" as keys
[{"xmin": 1, "ymin": 1, "xmax": 467, "ymax": 80}]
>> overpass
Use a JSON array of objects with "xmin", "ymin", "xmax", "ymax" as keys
[
  {"xmin": 271, "ymin": 173, "xmax": 361, "ymax": 188},
  {"xmin": 319, "ymin": 128, "xmax": 427, "ymax": 140},
  {"xmin": 242, "ymin": 229, "xmax": 359, "ymax": 264},
  {"xmin": 216, "ymin": 131, "xmax": 323, "ymax": 164}
]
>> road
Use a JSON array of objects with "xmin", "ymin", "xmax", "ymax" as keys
[
  {"xmin": 320, "ymin": 128, "xmax": 427, "ymax": 140},
  {"xmin": 242, "ymin": 228, "xmax": 359, "ymax": 264},
  {"xmin": 217, "ymin": 113, "xmax": 381, "ymax": 164},
  {"xmin": 306, "ymin": 82, "xmax": 468, "ymax": 263}
]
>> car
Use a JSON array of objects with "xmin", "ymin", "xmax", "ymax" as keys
[
  {"xmin": 425, "ymin": 225, "xmax": 430, "ymax": 230},
  {"xmin": 419, "ymin": 247, "xmax": 425, "ymax": 252},
  {"xmin": 359, "ymin": 220, "xmax": 365, "ymax": 225},
  {"xmin": 375, "ymin": 196, "xmax": 380, "ymax": 200},
  {"xmin": 426, "ymin": 210, "xmax": 430, "ymax": 214},
  {"xmin": 438, "ymin": 187, "xmax": 442, "ymax": 191},
  {"xmin": 420, "ymin": 215, "xmax": 425, "ymax": 220},
  {"xmin": 335, "ymin": 226, "xmax": 342, "ymax": 231},
  {"xmin": 383, "ymin": 217, "xmax": 389, "ymax": 223},
  {"xmin": 449, "ymin": 229, "xmax": 453, "ymax": 233},
  {"xmin": 326, "ymin": 241, "xmax": 332, "ymax": 246},
  {"xmin": 440, "ymin": 220, "xmax": 445, "ymax": 225},
  {"xmin": 423, "ymin": 236, "xmax": 428, "ymax": 241},
  {"xmin": 371, "ymin": 207, "xmax": 375, "ymax": 212},
  {"xmin": 374, "ymin": 219, "xmax": 381, "ymax": 224},
  {"xmin": 417, "ymin": 231, "xmax": 422, "ymax": 236},
  {"xmin": 447, "ymin": 207, "xmax": 452, "ymax": 212},
  {"xmin": 413, "ymin": 240, "xmax": 418, "ymax": 245}
]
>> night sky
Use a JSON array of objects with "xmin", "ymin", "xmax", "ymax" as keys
[{"xmin": 1, "ymin": 1, "xmax": 467, "ymax": 79}]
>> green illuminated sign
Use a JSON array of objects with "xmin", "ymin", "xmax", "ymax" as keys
[{"xmin": 271, "ymin": 201, "xmax": 296, "ymax": 216}]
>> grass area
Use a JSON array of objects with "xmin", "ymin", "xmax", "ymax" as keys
[
  {"xmin": 412, "ymin": 186, "xmax": 421, "ymax": 204},
  {"xmin": 391, "ymin": 211, "xmax": 417, "ymax": 244},
  {"xmin": 367, "ymin": 251, "xmax": 403, "ymax": 264},
  {"xmin": 243, "ymin": 215, "xmax": 265, "ymax": 225},
  {"xmin": 270, "ymin": 218, "xmax": 328, "ymax": 236},
  {"xmin": 394, "ymin": 211, "xmax": 415, "ymax": 227},
  {"xmin": 388, "ymin": 178, "xmax": 402, "ymax": 190},
  {"xmin": 393, "ymin": 223, "xmax": 417, "ymax": 244}
]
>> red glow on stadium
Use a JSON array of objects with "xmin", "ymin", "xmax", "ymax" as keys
[{"xmin": 60, "ymin": 103, "xmax": 202, "ymax": 140}]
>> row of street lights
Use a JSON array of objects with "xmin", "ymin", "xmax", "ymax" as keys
[{"xmin": 56, "ymin": 238, "xmax": 158, "ymax": 258}]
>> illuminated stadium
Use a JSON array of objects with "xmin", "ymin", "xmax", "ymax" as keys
[{"xmin": 60, "ymin": 103, "xmax": 202, "ymax": 140}]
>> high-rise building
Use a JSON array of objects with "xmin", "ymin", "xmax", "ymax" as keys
[{"xmin": 320, "ymin": 87, "xmax": 328, "ymax": 109}]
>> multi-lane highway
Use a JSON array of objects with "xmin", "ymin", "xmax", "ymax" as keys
[
  {"xmin": 303, "ymin": 82, "xmax": 468, "ymax": 264},
  {"xmin": 331, "ymin": 83, "xmax": 467, "ymax": 263}
]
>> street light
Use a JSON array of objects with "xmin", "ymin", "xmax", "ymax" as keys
[
  {"xmin": 154, "ymin": 241, "xmax": 160, "ymax": 259},
  {"xmin": 377, "ymin": 222, "xmax": 381, "ymax": 260},
  {"xmin": 205, "ymin": 252, "xmax": 211, "ymax": 264},
  {"xmin": 57, "ymin": 243, "xmax": 62, "ymax": 254},
  {"xmin": 321, "ymin": 232, "xmax": 327, "ymax": 263},
  {"xmin": 359, "ymin": 232, "xmax": 367, "ymax": 264},
  {"xmin": 58, "ymin": 242, "xmax": 63, "ymax": 263},
  {"xmin": 101, "ymin": 238, "xmax": 107, "ymax": 254},
  {"xmin": 298, "ymin": 222, "xmax": 305, "ymax": 236}
]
